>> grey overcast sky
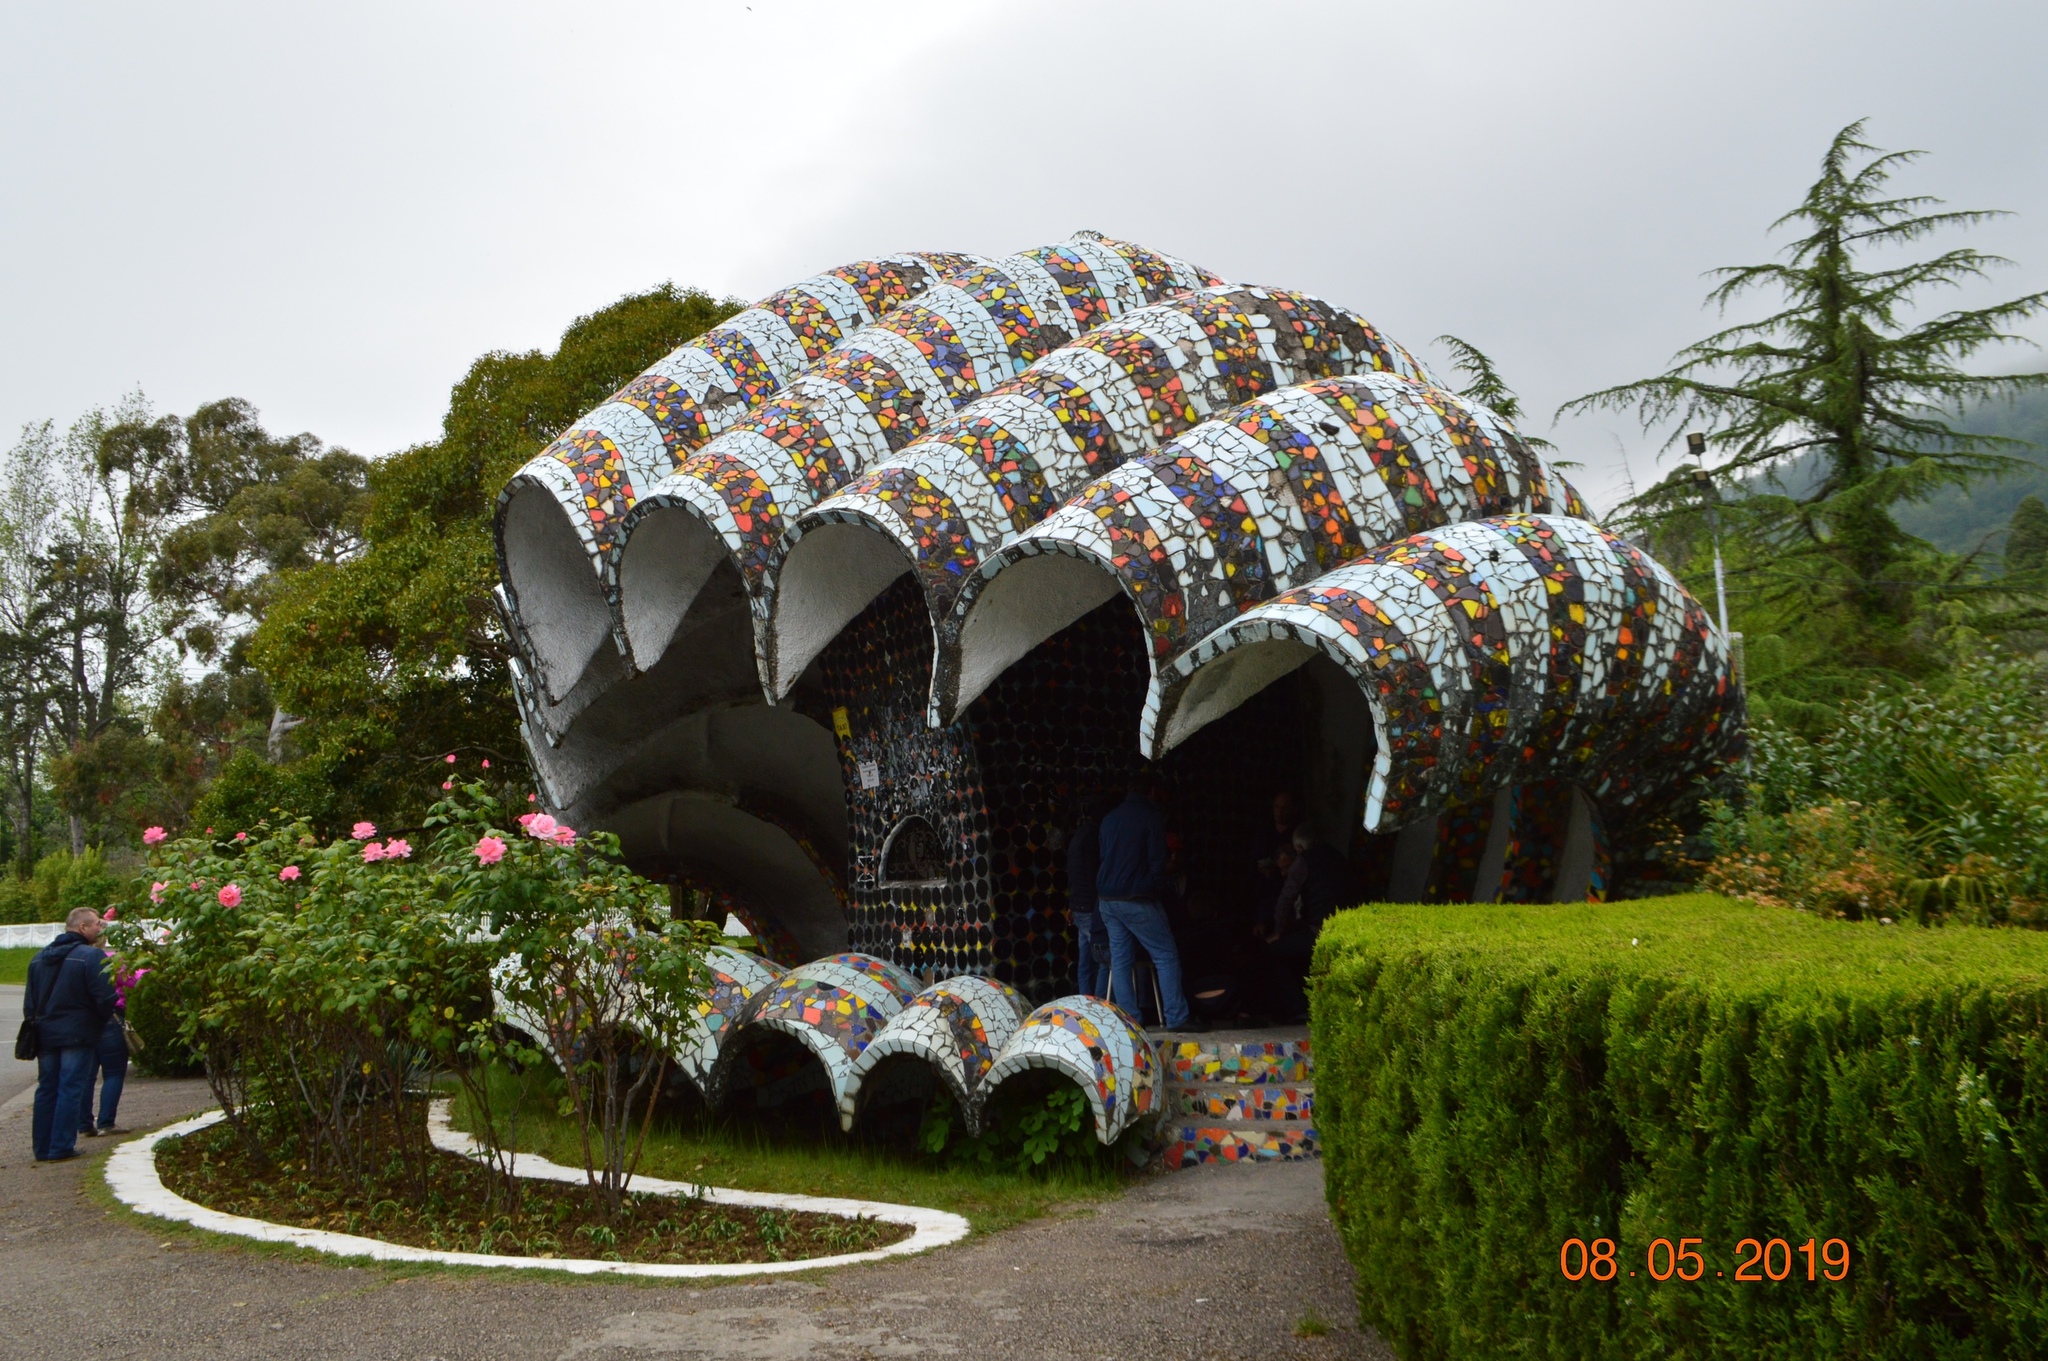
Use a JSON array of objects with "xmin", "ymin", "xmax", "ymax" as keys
[{"xmin": 4, "ymin": 0, "xmax": 2044, "ymax": 512}]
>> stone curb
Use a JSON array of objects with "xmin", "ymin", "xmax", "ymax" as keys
[{"xmin": 102, "ymin": 1101, "xmax": 970, "ymax": 1278}]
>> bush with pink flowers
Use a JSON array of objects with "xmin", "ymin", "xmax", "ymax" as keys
[{"xmin": 109, "ymin": 781, "xmax": 716, "ymax": 1215}]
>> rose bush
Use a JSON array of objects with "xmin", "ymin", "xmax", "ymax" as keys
[{"xmin": 108, "ymin": 776, "xmax": 715, "ymax": 1218}]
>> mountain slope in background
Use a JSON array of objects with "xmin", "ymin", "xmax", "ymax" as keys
[
  {"xmin": 1711, "ymin": 390, "xmax": 2048, "ymax": 564},
  {"xmin": 1894, "ymin": 390, "xmax": 2048, "ymax": 559}
]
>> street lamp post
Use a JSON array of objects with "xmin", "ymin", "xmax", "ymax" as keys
[
  {"xmin": 1686, "ymin": 432, "xmax": 1731, "ymax": 640},
  {"xmin": 1685, "ymin": 432, "xmax": 1743, "ymax": 696}
]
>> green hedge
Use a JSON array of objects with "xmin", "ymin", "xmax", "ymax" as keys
[{"xmin": 1312, "ymin": 894, "xmax": 2048, "ymax": 1360}]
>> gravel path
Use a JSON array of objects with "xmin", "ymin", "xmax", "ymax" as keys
[{"xmin": 0, "ymin": 1074, "xmax": 1389, "ymax": 1360}]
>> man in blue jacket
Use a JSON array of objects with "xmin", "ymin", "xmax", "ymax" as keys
[
  {"xmin": 1095, "ymin": 771, "xmax": 1203, "ymax": 1033},
  {"xmin": 26, "ymin": 907, "xmax": 117, "ymax": 1163}
]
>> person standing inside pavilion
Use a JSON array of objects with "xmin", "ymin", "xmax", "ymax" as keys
[{"xmin": 1095, "ymin": 770, "xmax": 1204, "ymax": 1034}]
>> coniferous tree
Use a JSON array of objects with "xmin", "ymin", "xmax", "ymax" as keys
[
  {"xmin": 2009, "ymin": 494, "xmax": 2048, "ymax": 576},
  {"xmin": 1563, "ymin": 122, "xmax": 2046, "ymax": 633},
  {"xmin": 1435, "ymin": 335, "xmax": 1555, "ymax": 450}
]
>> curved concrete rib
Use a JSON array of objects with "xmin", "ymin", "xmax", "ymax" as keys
[
  {"xmin": 767, "ymin": 290, "xmax": 1441, "ymax": 711},
  {"xmin": 672, "ymin": 946, "xmax": 786, "ymax": 1098},
  {"xmin": 940, "ymin": 372, "xmax": 1584, "ymax": 726},
  {"xmin": 708, "ymin": 952, "xmax": 923, "ymax": 1115},
  {"xmin": 498, "ymin": 252, "xmax": 973, "ymax": 710},
  {"xmin": 1147, "ymin": 515, "xmax": 1742, "ymax": 833},
  {"xmin": 844, "ymin": 974, "xmax": 1029, "ymax": 1134},
  {"xmin": 612, "ymin": 234, "xmax": 1222, "ymax": 694},
  {"xmin": 979, "ymin": 996, "xmax": 1161, "ymax": 1147}
]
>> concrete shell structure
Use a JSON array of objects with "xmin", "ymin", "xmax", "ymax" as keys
[
  {"xmin": 603, "ymin": 948, "xmax": 1152, "ymax": 1146},
  {"xmin": 493, "ymin": 232, "xmax": 1744, "ymax": 1012}
]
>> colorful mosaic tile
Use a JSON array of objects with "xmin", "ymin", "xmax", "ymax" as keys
[
  {"xmin": 1153, "ymin": 513, "xmax": 1744, "ymax": 831},
  {"xmin": 1173, "ymin": 1085, "xmax": 1314, "ymax": 1122},
  {"xmin": 1159, "ymin": 1124, "xmax": 1321, "ymax": 1168},
  {"xmin": 980, "ymin": 995, "xmax": 1160, "ymax": 1145},
  {"xmin": 1165, "ymin": 1039, "xmax": 1314, "ymax": 1086},
  {"xmin": 498, "ymin": 234, "xmax": 1747, "ymax": 1027}
]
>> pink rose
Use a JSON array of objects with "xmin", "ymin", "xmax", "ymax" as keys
[
  {"xmin": 524, "ymin": 813, "xmax": 557, "ymax": 840},
  {"xmin": 142, "ymin": 826, "xmax": 166, "ymax": 845},
  {"xmin": 102, "ymin": 907, "xmax": 117, "ymax": 921},
  {"xmin": 528, "ymin": 793, "xmax": 537, "ymax": 803},
  {"xmin": 361, "ymin": 842, "xmax": 385, "ymax": 863},
  {"xmin": 188, "ymin": 881, "xmax": 201, "ymax": 891},
  {"xmin": 351, "ymin": 821, "xmax": 377, "ymax": 839},
  {"xmin": 149, "ymin": 881, "xmax": 167, "ymax": 905},
  {"xmin": 442, "ymin": 781, "xmax": 454, "ymax": 791},
  {"xmin": 473, "ymin": 836, "xmax": 506, "ymax": 865},
  {"xmin": 516, "ymin": 812, "xmax": 538, "ymax": 829},
  {"xmin": 481, "ymin": 759, "xmax": 490, "ymax": 768},
  {"xmin": 383, "ymin": 838, "xmax": 412, "ymax": 859},
  {"xmin": 235, "ymin": 831, "xmax": 248, "ymax": 843},
  {"xmin": 445, "ymin": 753, "xmax": 456, "ymax": 764},
  {"xmin": 279, "ymin": 865, "xmax": 301, "ymax": 882},
  {"xmin": 218, "ymin": 884, "xmax": 242, "ymax": 908},
  {"xmin": 551, "ymin": 826, "xmax": 577, "ymax": 847}
]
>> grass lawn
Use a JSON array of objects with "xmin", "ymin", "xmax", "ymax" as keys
[
  {"xmin": 450, "ymin": 1087, "xmax": 1130, "ymax": 1237},
  {"xmin": 0, "ymin": 947, "xmax": 35, "ymax": 985}
]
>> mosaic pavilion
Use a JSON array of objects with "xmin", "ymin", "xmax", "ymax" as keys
[{"xmin": 490, "ymin": 233, "xmax": 1743, "ymax": 1143}]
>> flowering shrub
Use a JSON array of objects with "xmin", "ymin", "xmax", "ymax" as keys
[
  {"xmin": 109, "ymin": 778, "xmax": 715, "ymax": 1216},
  {"xmin": 1704, "ymin": 650, "xmax": 2048, "ymax": 925}
]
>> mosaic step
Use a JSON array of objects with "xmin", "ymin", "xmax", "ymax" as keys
[
  {"xmin": 1154, "ymin": 1029, "xmax": 1320, "ymax": 1170},
  {"xmin": 1162, "ymin": 1035, "xmax": 1313, "ymax": 1086},
  {"xmin": 1173, "ymin": 1083, "xmax": 1313, "ymax": 1122},
  {"xmin": 1158, "ymin": 1120, "xmax": 1322, "ymax": 1169}
]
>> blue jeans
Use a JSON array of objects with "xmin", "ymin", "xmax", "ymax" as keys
[
  {"xmin": 78, "ymin": 1019, "xmax": 129, "ymax": 1133},
  {"xmin": 1098, "ymin": 898, "xmax": 1190, "ymax": 1030},
  {"xmin": 1073, "ymin": 909, "xmax": 1111, "ymax": 997},
  {"xmin": 33, "ymin": 1046, "xmax": 97, "ymax": 1161}
]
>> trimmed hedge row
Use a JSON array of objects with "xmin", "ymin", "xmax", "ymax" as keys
[{"xmin": 1311, "ymin": 894, "xmax": 2048, "ymax": 1359}]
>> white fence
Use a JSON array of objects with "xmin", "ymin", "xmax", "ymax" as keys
[{"xmin": 0, "ymin": 922, "xmax": 61, "ymax": 949}]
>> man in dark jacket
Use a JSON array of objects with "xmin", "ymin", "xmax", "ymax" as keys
[
  {"xmin": 1066, "ymin": 802, "xmax": 1111, "ymax": 997},
  {"xmin": 26, "ymin": 907, "xmax": 117, "ymax": 1163},
  {"xmin": 1095, "ymin": 771, "xmax": 1202, "ymax": 1033}
]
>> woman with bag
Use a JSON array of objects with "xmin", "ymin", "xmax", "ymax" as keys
[{"xmin": 77, "ymin": 954, "xmax": 142, "ymax": 1138}]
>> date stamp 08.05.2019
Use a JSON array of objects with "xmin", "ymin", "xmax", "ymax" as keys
[{"xmin": 1559, "ymin": 1236, "xmax": 1851, "ymax": 1283}]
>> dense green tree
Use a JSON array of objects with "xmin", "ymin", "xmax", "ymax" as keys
[
  {"xmin": 2009, "ymin": 494, "xmax": 2048, "ymax": 576},
  {"xmin": 98, "ymin": 397, "xmax": 370, "ymax": 662},
  {"xmin": 1565, "ymin": 122, "xmax": 2047, "ymax": 668},
  {"xmin": 233, "ymin": 283, "xmax": 740, "ymax": 835}
]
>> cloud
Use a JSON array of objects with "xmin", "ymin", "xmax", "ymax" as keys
[{"xmin": 3, "ymin": 0, "xmax": 2043, "ymax": 514}]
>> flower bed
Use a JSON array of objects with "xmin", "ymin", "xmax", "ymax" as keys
[
  {"xmin": 107, "ymin": 1102, "xmax": 969, "ymax": 1277},
  {"xmin": 156, "ymin": 1122, "xmax": 907, "ymax": 1264}
]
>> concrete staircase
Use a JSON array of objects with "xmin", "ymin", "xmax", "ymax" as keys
[{"xmin": 1154, "ymin": 1028, "xmax": 1318, "ymax": 1169}]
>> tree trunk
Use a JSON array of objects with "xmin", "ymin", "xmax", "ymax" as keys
[
  {"xmin": 68, "ymin": 812, "xmax": 83, "ymax": 859},
  {"xmin": 267, "ymin": 706, "xmax": 305, "ymax": 763}
]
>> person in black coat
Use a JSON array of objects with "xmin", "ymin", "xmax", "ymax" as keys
[
  {"xmin": 26, "ymin": 907, "xmax": 117, "ymax": 1163},
  {"xmin": 1255, "ymin": 826, "xmax": 1350, "ymax": 1023},
  {"xmin": 1065, "ymin": 798, "xmax": 1113, "ymax": 998}
]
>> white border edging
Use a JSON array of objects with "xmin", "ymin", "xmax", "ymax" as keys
[{"xmin": 103, "ymin": 1101, "xmax": 970, "ymax": 1277}]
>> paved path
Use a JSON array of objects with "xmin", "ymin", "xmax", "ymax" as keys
[
  {"xmin": 0, "ymin": 1074, "xmax": 1388, "ymax": 1360},
  {"xmin": 0, "ymin": 986, "xmax": 35, "ymax": 1109}
]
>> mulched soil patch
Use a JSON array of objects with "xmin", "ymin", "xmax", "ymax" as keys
[{"xmin": 155, "ymin": 1121, "xmax": 912, "ymax": 1264}]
